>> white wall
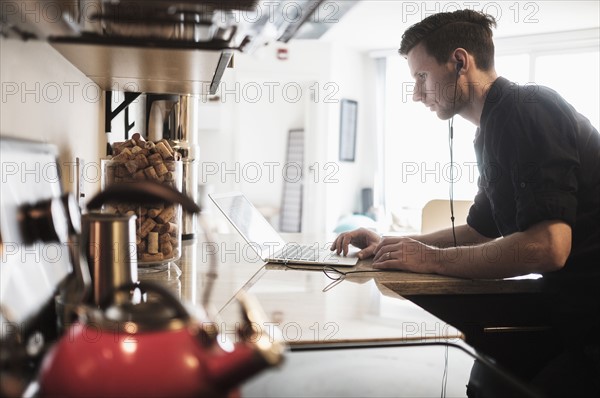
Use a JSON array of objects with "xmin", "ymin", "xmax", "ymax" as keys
[
  {"xmin": 323, "ymin": 44, "xmax": 378, "ymax": 233},
  {"xmin": 198, "ymin": 40, "xmax": 378, "ymax": 234},
  {"xmin": 1, "ymin": 38, "xmax": 104, "ymax": 197},
  {"xmin": 198, "ymin": 40, "xmax": 332, "ymax": 200}
]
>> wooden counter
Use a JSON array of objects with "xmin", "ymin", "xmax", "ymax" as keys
[
  {"xmin": 334, "ymin": 260, "xmax": 546, "ymax": 296},
  {"xmin": 139, "ymin": 233, "xmax": 555, "ymax": 349},
  {"xmin": 142, "ymin": 233, "xmax": 465, "ymax": 347}
]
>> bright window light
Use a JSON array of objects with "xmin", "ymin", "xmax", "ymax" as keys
[
  {"xmin": 535, "ymin": 51, "xmax": 600, "ymax": 130},
  {"xmin": 384, "ymin": 56, "xmax": 478, "ymax": 231},
  {"xmin": 383, "ymin": 45, "xmax": 599, "ymax": 231}
]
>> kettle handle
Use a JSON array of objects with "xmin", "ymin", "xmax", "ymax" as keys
[
  {"xmin": 86, "ymin": 181, "xmax": 201, "ymax": 213},
  {"xmin": 100, "ymin": 281, "xmax": 191, "ymax": 322}
]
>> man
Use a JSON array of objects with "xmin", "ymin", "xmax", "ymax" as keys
[
  {"xmin": 331, "ymin": 10, "xmax": 600, "ymax": 279},
  {"xmin": 331, "ymin": 9, "xmax": 600, "ymax": 396}
]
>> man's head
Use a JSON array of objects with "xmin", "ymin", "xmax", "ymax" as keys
[
  {"xmin": 400, "ymin": 10, "xmax": 498, "ymax": 123},
  {"xmin": 399, "ymin": 9, "xmax": 497, "ymax": 71}
]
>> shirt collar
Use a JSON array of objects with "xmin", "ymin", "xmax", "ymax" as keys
[{"xmin": 481, "ymin": 76, "xmax": 513, "ymax": 128}]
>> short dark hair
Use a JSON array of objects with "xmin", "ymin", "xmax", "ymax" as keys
[{"xmin": 399, "ymin": 9, "xmax": 497, "ymax": 71}]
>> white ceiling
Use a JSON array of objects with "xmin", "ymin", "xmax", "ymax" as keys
[{"xmin": 320, "ymin": 1, "xmax": 600, "ymax": 52}]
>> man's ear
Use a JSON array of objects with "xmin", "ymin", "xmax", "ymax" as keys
[{"xmin": 451, "ymin": 48, "xmax": 468, "ymax": 73}]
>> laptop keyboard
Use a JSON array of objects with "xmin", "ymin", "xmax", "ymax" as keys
[{"xmin": 278, "ymin": 244, "xmax": 319, "ymax": 261}]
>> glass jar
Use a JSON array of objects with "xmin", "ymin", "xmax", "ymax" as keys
[{"xmin": 101, "ymin": 155, "xmax": 183, "ymax": 266}]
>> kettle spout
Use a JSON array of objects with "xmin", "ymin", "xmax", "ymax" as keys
[
  {"xmin": 206, "ymin": 292, "xmax": 285, "ymax": 388},
  {"xmin": 204, "ymin": 343, "xmax": 274, "ymax": 389}
]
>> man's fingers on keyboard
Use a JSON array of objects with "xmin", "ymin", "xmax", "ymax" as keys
[{"xmin": 342, "ymin": 234, "xmax": 354, "ymax": 256}]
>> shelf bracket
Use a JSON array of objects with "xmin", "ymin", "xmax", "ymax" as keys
[{"xmin": 105, "ymin": 91, "xmax": 142, "ymax": 138}]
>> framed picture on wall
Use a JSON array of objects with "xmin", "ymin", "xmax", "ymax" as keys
[{"xmin": 339, "ymin": 99, "xmax": 358, "ymax": 162}]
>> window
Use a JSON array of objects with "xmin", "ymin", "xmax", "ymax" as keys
[
  {"xmin": 382, "ymin": 33, "xmax": 599, "ymax": 232},
  {"xmin": 494, "ymin": 54, "xmax": 530, "ymax": 84},
  {"xmin": 534, "ymin": 51, "xmax": 599, "ymax": 129},
  {"xmin": 383, "ymin": 56, "xmax": 478, "ymax": 231}
]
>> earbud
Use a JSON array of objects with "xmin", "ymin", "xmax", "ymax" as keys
[{"xmin": 456, "ymin": 61, "xmax": 463, "ymax": 73}]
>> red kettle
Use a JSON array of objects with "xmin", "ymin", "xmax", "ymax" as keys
[{"xmin": 39, "ymin": 281, "xmax": 284, "ymax": 397}]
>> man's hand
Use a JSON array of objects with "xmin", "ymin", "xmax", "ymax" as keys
[
  {"xmin": 330, "ymin": 228, "xmax": 381, "ymax": 259},
  {"xmin": 370, "ymin": 220, "xmax": 571, "ymax": 278},
  {"xmin": 372, "ymin": 236, "xmax": 439, "ymax": 273}
]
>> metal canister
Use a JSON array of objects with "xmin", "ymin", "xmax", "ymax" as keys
[{"xmin": 83, "ymin": 213, "xmax": 138, "ymax": 305}]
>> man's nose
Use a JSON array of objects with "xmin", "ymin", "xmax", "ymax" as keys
[{"xmin": 412, "ymin": 82, "xmax": 424, "ymax": 103}]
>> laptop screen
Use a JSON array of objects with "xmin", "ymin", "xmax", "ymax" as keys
[{"xmin": 210, "ymin": 192, "xmax": 286, "ymax": 261}]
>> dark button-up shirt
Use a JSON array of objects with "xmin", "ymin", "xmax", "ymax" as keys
[{"xmin": 467, "ymin": 77, "xmax": 600, "ymax": 269}]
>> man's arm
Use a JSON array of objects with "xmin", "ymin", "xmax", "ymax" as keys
[
  {"xmin": 407, "ymin": 223, "xmax": 494, "ymax": 248},
  {"xmin": 330, "ymin": 224, "xmax": 493, "ymax": 259},
  {"xmin": 373, "ymin": 220, "xmax": 572, "ymax": 279}
]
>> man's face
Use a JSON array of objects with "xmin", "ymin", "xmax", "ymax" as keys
[{"xmin": 406, "ymin": 43, "xmax": 458, "ymax": 120}]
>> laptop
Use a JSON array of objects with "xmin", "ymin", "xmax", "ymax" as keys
[{"xmin": 209, "ymin": 192, "xmax": 358, "ymax": 267}]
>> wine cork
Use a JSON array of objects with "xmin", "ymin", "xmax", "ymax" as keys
[
  {"xmin": 148, "ymin": 153, "xmax": 163, "ymax": 166},
  {"xmin": 125, "ymin": 160, "xmax": 138, "ymax": 174},
  {"xmin": 148, "ymin": 207, "xmax": 162, "ymax": 218},
  {"xmin": 144, "ymin": 141, "xmax": 156, "ymax": 152},
  {"xmin": 148, "ymin": 232, "xmax": 159, "ymax": 254},
  {"xmin": 160, "ymin": 139, "xmax": 173, "ymax": 149},
  {"xmin": 164, "ymin": 171, "xmax": 175, "ymax": 182},
  {"xmin": 141, "ymin": 253, "xmax": 164, "ymax": 262},
  {"xmin": 116, "ymin": 203, "xmax": 135, "ymax": 215},
  {"xmin": 111, "ymin": 142, "xmax": 125, "ymax": 155},
  {"xmin": 132, "ymin": 170, "xmax": 146, "ymax": 180},
  {"xmin": 115, "ymin": 164, "xmax": 129, "ymax": 178},
  {"xmin": 155, "ymin": 141, "xmax": 173, "ymax": 160},
  {"xmin": 132, "ymin": 133, "xmax": 145, "ymax": 145},
  {"xmin": 166, "ymin": 162, "xmax": 177, "ymax": 172},
  {"xmin": 152, "ymin": 224, "xmax": 169, "ymax": 234},
  {"xmin": 154, "ymin": 162, "xmax": 169, "ymax": 177},
  {"xmin": 143, "ymin": 166, "xmax": 158, "ymax": 180},
  {"xmin": 134, "ymin": 154, "xmax": 149, "ymax": 169},
  {"xmin": 159, "ymin": 233, "xmax": 171, "ymax": 244},
  {"xmin": 139, "ymin": 218, "xmax": 156, "ymax": 238},
  {"xmin": 167, "ymin": 222, "xmax": 178, "ymax": 234},
  {"xmin": 156, "ymin": 206, "xmax": 175, "ymax": 223},
  {"xmin": 161, "ymin": 241, "xmax": 173, "ymax": 256},
  {"xmin": 104, "ymin": 204, "xmax": 118, "ymax": 214},
  {"xmin": 112, "ymin": 148, "xmax": 132, "ymax": 163}
]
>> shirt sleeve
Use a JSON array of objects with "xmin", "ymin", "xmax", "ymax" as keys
[
  {"xmin": 467, "ymin": 180, "xmax": 502, "ymax": 239},
  {"xmin": 501, "ymin": 91, "xmax": 580, "ymax": 230}
]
